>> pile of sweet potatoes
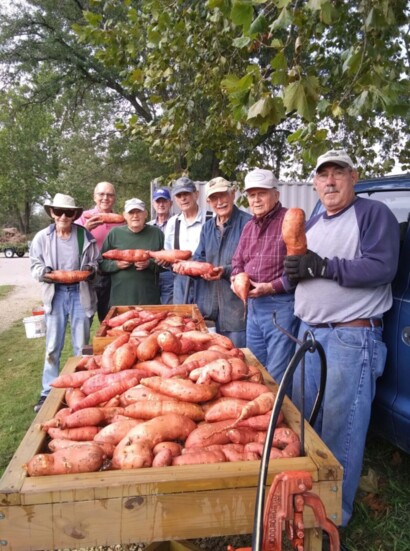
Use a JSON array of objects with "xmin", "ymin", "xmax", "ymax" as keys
[{"xmin": 25, "ymin": 311, "xmax": 300, "ymax": 476}]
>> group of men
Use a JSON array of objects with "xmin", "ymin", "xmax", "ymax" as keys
[{"xmin": 29, "ymin": 148, "xmax": 400, "ymax": 531}]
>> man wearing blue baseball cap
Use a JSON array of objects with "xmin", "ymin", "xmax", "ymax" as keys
[{"xmin": 148, "ymin": 187, "xmax": 174, "ymax": 303}]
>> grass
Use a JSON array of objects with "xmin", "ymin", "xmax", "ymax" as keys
[
  {"xmin": 0, "ymin": 284, "xmax": 13, "ymax": 299},
  {"xmin": 0, "ymin": 286, "xmax": 409, "ymax": 550}
]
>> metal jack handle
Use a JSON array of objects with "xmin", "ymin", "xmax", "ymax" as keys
[{"xmin": 251, "ymin": 325, "xmax": 327, "ymax": 551}]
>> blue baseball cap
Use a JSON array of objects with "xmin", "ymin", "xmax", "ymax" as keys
[
  {"xmin": 153, "ymin": 188, "xmax": 171, "ymax": 201},
  {"xmin": 172, "ymin": 177, "xmax": 197, "ymax": 196}
]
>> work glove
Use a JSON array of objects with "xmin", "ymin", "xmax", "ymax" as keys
[
  {"xmin": 284, "ymin": 250, "xmax": 327, "ymax": 284},
  {"xmin": 83, "ymin": 265, "xmax": 96, "ymax": 281},
  {"xmin": 40, "ymin": 266, "xmax": 54, "ymax": 283}
]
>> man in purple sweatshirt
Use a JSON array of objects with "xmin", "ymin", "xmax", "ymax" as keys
[{"xmin": 284, "ymin": 149, "xmax": 400, "ymax": 527}]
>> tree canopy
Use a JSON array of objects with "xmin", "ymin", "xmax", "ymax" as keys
[{"xmin": 0, "ymin": 0, "xmax": 409, "ymax": 190}]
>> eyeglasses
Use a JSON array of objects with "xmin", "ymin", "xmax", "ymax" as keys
[
  {"xmin": 52, "ymin": 208, "xmax": 76, "ymax": 217},
  {"xmin": 96, "ymin": 192, "xmax": 115, "ymax": 198},
  {"xmin": 316, "ymin": 167, "xmax": 351, "ymax": 183}
]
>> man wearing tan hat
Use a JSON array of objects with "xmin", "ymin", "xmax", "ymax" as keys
[
  {"xmin": 100, "ymin": 198, "xmax": 164, "ymax": 306},
  {"xmin": 231, "ymin": 168, "xmax": 299, "ymax": 381},
  {"xmin": 30, "ymin": 193, "xmax": 100, "ymax": 412},
  {"xmin": 192, "ymin": 177, "xmax": 251, "ymax": 347}
]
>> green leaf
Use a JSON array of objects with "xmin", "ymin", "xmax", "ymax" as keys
[
  {"xmin": 83, "ymin": 11, "xmax": 103, "ymax": 28},
  {"xmin": 307, "ymin": 0, "xmax": 327, "ymax": 10},
  {"xmin": 283, "ymin": 80, "xmax": 316, "ymax": 120},
  {"xmin": 230, "ymin": 1, "xmax": 254, "ymax": 30},
  {"xmin": 249, "ymin": 13, "xmax": 268, "ymax": 35},
  {"xmin": 269, "ymin": 8, "xmax": 292, "ymax": 31},
  {"xmin": 270, "ymin": 51, "xmax": 287, "ymax": 70},
  {"xmin": 247, "ymin": 96, "xmax": 285, "ymax": 127},
  {"xmin": 233, "ymin": 36, "xmax": 252, "ymax": 48}
]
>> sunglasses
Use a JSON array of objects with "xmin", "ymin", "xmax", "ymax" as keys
[{"xmin": 52, "ymin": 208, "xmax": 76, "ymax": 217}]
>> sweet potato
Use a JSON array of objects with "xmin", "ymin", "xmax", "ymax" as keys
[
  {"xmin": 152, "ymin": 441, "xmax": 183, "ymax": 458},
  {"xmin": 94, "ymin": 419, "xmax": 142, "ymax": 445},
  {"xmin": 81, "ymin": 369, "xmax": 146, "ymax": 396},
  {"xmin": 124, "ymin": 400, "xmax": 204, "ymax": 422},
  {"xmin": 204, "ymin": 398, "xmax": 249, "ymax": 422},
  {"xmin": 160, "ymin": 351, "xmax": 181, "ymax": 369},
  {"xmin": 191, "ymin": 357, "xmax": 248, "ymax": 385},
  {"xmin": 172, "ymin": 450, "xmax": 226, "ymax": 466},
  {"xmin": 51, "ymin": 369, "xmax": 101, "ymax": 389},
  {"xmin": 227, "ymin": 428, "xmax": 266, "ymax": 445},
  {"xmin": 55, "ymin": 407, "xmax": 106, "ymax": 429},
  {"xmin": 281, "ymin": 207, "xmax": 308, "ymax": 256},
  {"xmin": 104, "ymin": 309, "xmax": 140, "ymax": 328},
  {"xmin": 236, "ymin": 410, "xmax": 284, "ymax": 430},
  {"xmin": 101, "ymin": 333, "xmax": 130, "ymax": 372},
  {"xmin": 152, "ymin": 448, "xmax": 173, "ymax": 467},
  {"xmin": 46, "ymin": 426, "xmax": 100, "ymax": 441},
  {"xmin": 48, "ymin": 439, "xmax": 115, "ymax": 458},
  {"xmin": 64, "ymin": 387, "xmax": 86, "ymax": 409},
  {"xmin": 220, "ymin": 381, "xmax": 272, "ymax": 401},
  {"xmin": 140, "ymin": 376, "xmax": 219, "ymax": 403},
  {"xmin": 136, "ymin": 333, "xmax": 161, "ymax": 361},
  {"xmin": 113, "ymin": 341, "xmax": 138, "ymax": 371},
  {"xmin": 112, "ymin": 438, "xmax": 154, "ymax": 469},
  {"xmin": 84, "ymin": 212, "xmax": 125, "ymax": 224},
  {"xmin": 45, "ymin": 270, "xmax": 92, "ymax": 284},
  {"xmin": 232, "ymin": 272, "xmax": 250, "ymax": 310},
  {"xmin": 184, "ymin": 420, "xmax": 233, "ymax": 448},
  {"xmin": 119, "ymin": 413, "xmax": 197, "ymax": 448},
  {"xmin": 71, "ymin": 376, "xmax": 140, "ymax": 411},
  {"xmin": 119, "ymin": 384, "xmax": 178, "ymax": 406},
  {"xmin": 232, "ymin": 392, "xmax": 275, "ymax": 425},
  {"xmin": 172, "ymin": 260, "xmax": 215, "ymax": 277},
  {"xmin": 25, "ymin": 444, "xmax": 105, "ymax": 476},
  {"xmin": 148, "ymin": 249, "xmax": 192, "ymax": 262},
  {"xmin": 102, "ymin": 249, "xmax": 150, "ymax": 262},
  {"xmin": 157, "ymin": 330, "xmax": 182, "ymax": 354}
]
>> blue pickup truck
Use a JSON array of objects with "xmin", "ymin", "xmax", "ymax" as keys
[{"xmin": 311, "ymin": 172, "xmax": 410, "ymax": 453}]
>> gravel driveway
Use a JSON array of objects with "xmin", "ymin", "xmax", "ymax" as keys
[{"xmin": 0, "ymin": 255, "xmax": 43, "ymax": 333}]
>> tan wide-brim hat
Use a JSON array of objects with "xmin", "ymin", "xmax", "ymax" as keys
[{"xmin": 44, "ymin": 193, "xmax": 83, "ymax": 220}]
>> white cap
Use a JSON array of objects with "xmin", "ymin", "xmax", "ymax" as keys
[
  {"xmin": 244, "ymin": 168, "xmax": 278, "ymax": 191},
  {"xmin": 124, "ymin": 198, "xmax": 146, "ymax": 213},
  {"xmin": 315, "ymin": 149, "xmax": 355, "ymax": 171},
  {"xmin": 205, "ymin": 177, "xmax": 233, "ymax": 199}
]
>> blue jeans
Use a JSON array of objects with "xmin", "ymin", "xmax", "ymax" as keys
[
  {"xmin": 292, "ymin": 322, "xmax": 387, "ymax": 526},
  {"xmin": 246, "ymin": 294, "xmax": 299, "ymax": 384},
  {"xmin": 173, "ymin": 274, "xmax": 196, "ymax": 304},
  {"xmin": 159, "ymin": 270, "xmax": 174, "ymax": 305},
  {"xmin": 41, "ymin": 285, "xmax": 91, "ymax": 397}
]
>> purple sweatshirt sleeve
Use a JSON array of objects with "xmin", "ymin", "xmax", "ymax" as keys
[{"xmin": 325, "ymin": 199, "xmax": 400, "ymax": 287}]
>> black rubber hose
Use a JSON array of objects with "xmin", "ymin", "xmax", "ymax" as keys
[{"xmin": 251, "ymin": 333, "xmax": 327, "ymax": 551}]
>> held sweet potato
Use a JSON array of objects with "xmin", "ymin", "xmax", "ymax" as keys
[
  {"xmin": 172, "ymin": 260, "xmax": 215, "ymax": 277},
  {"xmin": 232, "ymin": 272, "xmax": 251, "ymax": 309},
  {"xmin": 45, "ymin": 270, "xmax": 92, "ymax": 284},
  {"xmin": 25, "ymin": 444, "xmax": 105, "ymax": 476},
  {"xmin": 148, "ymin": 249, "xmax": 192, "ymax": 262},
  {"xmin": 281, "ymin": 207, "xmax": 308, "ymax": 256},
  {"xmin": 102, "ymin": 249, "xmax": 150, "ymax": 262},
  {"xmin": 84, "ymin": 212, "xmax": 125, "ymax": 224}
]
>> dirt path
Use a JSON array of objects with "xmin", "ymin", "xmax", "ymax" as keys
[{"xmin": 0, "ymin": 256, "xmax": 43, "ymax": 333}]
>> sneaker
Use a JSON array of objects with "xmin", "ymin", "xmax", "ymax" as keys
[{"xmin": 33, "ymin": 395, "xmax": 47, "ymax": 413}]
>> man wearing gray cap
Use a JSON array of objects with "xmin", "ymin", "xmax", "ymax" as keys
[
  {"xmin": 192, "ymin": 177, "xmax": 252, "ymax": 347},
  {"xmin": 100, "ymin": 198, "xmax": 164, "ymax": 306},
  {"xmin": 231, "ymin": 168, "xmax": 299, "ymax": 381},
  {"xmin": 164, "ymin": 177, "xmax": 211, "ymax": 304},
  {"xmin": 284, "ymin": 149, "xmax": 400, "ymax": 527}
]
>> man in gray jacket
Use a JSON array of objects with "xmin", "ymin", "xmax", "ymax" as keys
[{"xmin": 30, "ymin": 193, "xmax": 99, "ymax": 412}]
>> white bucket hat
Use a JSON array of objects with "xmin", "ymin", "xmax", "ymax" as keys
[{"xmin": 44, "ymin": 193, "xmax": 83, "ymax": 220}]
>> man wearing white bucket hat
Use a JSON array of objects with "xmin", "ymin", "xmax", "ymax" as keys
[{"xmin": 30, "ymin": 193, "xmax": 100, "ymax": 412}]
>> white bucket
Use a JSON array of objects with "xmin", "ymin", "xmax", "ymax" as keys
[
  {"xmin": 205, "ymin": 320, "xmax": 217, "ymax": 333},
  {"xmin": 23, "ymin": 315, "xmax": 46, "ymax": 339}
]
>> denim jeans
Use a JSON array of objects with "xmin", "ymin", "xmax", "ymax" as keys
[
  {"xmin": 159, "ymin": 270, "xmax": 174, "ymax": 305},
  {"xmin": 246, "ymin": 294, "xmax": 299, "ymax": 384},
  {"xmin": 173, "ymin": 274, "xmax": 196, "ymax": 304},
  {"xmin": 292, "ymin": 321, "xmax": 387, "ymax": 526},
  {"xmin": 41, "ymin": 285, "xmax": 91, "ymax": 397}
]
